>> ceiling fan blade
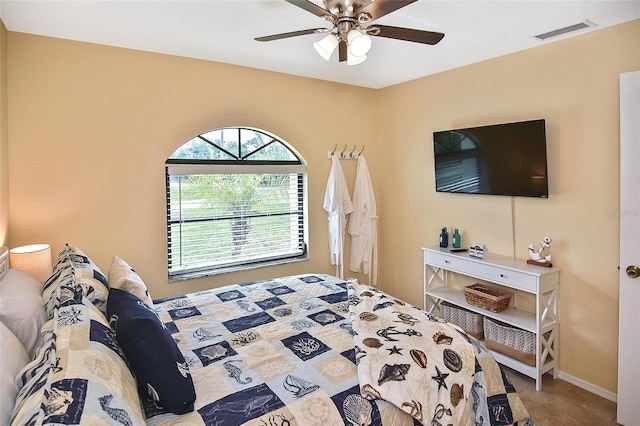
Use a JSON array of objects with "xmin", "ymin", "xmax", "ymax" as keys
[
  {"xmin": 356, "ymin": 0, "xmax": 417, "ymax": 21},
  {"xmin": 372, "ymin": 25, "xmax": 445, "ymax": 45},
  {"xmin": 338, "ymin": 40, "xmax": 347, "ymax": 62},
  {"xmin": 255, "ymin": 28, "xmax": 327, "ymax": 42},
  {"xmin": 285, "ymin": 0, "xmax": 334, "ymax": 18}
]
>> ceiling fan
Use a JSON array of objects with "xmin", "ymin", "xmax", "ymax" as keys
[{"xmin": 255, "ymin": 0, "xmax": 445, "ymax": 65}]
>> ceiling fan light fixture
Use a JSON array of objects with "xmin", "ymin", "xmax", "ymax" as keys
[
  {"xmin": 347, "ymin": 51, "xmax": 367, "ymax": 66},
  {"xmin": 258, "ymin": 0, "xmax": 445, "ymax": 66},
  {"xmin": 347, "ymin": 29, "xmax": 372, "ymax": 56},
  {"xmin": 313, "ymin": 33, "xmax": 339, "ymax": 60}
]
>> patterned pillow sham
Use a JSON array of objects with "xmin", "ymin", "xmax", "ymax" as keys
[
  {"xmin": 11, "ymin": 284, "xmax": 146, "ymax": 425},
  {"xmin": 42, "ymin": 245, "xmax": 109, "ymax": 319}
]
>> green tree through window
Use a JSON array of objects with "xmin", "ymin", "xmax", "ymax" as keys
[{"xmin": 166, "ymin": 127, "xmax": 307, "ymax": 280}]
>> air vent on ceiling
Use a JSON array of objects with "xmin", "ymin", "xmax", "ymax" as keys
[{"xmin": 533, "ymin": 20, "xmax": 597, "ymax": 41}]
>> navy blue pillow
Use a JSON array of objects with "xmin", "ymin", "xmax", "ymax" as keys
[{"xmin": 107, "ymin": 288, "xmax": 195, "ymax": 414}]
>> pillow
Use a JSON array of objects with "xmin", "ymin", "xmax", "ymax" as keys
[
  {"xmin": 107, "ymin": 288, "xmax": 196, "ymax": 414},
  {"xmin": 11, "ymin": 284, "xmax": 146, "ymax": 425},
  {"xmin": 0, "ymin": 321, "xmax": 30, "ymax": 426},
  {"xmin": 0, "ymin": 269, "xmax": 48, "ymax": 358},
  {"xmin": 108, "ymin": 255, "xmax": 154, "ymax": 307},
  {"xmin": 42, "ymin": 245, "xmax": 109, "ymax": 319}
]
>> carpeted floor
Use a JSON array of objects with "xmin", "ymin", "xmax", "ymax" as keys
[{"xmin": 503, "ymin": 367, "xmax": 618, "ymax": 425}]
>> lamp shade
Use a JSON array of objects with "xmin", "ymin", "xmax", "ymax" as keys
[
  {"xmin": 347, "ymin": 29, "xmax": 372, "ymax": 56},
  {"xmin": 347, "ymin": 51, "xmax": 367, "ymax": 66},
  {"xmin": 313, "ymin": 34, "xmax": 339, "ymax": 61},
  {"xmin": 9, "ymin": 244, "xmax": 53, "ymax": 283}
]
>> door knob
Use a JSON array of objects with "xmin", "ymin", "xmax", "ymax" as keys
[{"xmin": 627, "ymin": 265, "xmax": 640, "ymax": 279}]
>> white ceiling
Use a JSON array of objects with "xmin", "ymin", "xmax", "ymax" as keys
[{"xmin": 1, "ymin": 1, "xmax": 639, "ymax": 89}]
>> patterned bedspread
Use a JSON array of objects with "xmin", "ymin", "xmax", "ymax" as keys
[{"xmin": 146, "ymin": 274, "xmax": 533, "ymax": 426}]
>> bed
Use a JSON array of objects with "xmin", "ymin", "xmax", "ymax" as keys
[{"xmin": 2, "ymin": 245, "xmax": 534, "ymax": 425}]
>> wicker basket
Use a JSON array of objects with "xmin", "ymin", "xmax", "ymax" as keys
[
  {"xmin": 464, "ymin": 283, "xmax": 512, "ymax": 313},
  {"xmin": 483, "ymin": 317, "xmax": 536, "ymax": 366},
  {"xmin": 440, "ymin": 301, "xmax": 484, "ymax": 339}
]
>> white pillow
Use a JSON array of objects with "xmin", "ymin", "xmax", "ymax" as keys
[
  {"xmin": 0, "ymin": 269, "xmax": 47, "ymax": 358},
  {"xmin": 0, "ymin": 321, "xmax": 30, "ymax": 425},
  {"xmin": 108, "ymin": 255, "xmax": 154, "ymax": 306}
]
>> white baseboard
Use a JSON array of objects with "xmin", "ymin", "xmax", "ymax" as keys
[{"xmin": 557, "ymin": 371, "xmax": 617, "ymax": 402}]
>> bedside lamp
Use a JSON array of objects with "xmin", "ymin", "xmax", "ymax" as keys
[{"xmin": 9, "ymin": 244, "xmax": 53, "ymax": 283}]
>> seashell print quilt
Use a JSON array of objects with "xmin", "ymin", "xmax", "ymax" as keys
[
  {"xmin": 348, "ymin": 281, "xmax": 475, "ymax": 425},
  {"xmin": 145, "ymin": 274, "xmax": 533, "ymax": 426}
]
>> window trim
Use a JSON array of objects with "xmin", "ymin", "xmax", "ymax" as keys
[{"xmin": 166, "ymin": 163, "xmax": 307, "ymax": 175}]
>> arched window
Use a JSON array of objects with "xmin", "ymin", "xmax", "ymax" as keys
[{"xmin": 165, "ymin": 127, "xmax": 307, "ymax": 281}]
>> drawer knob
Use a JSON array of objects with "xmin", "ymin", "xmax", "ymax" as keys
[
  {"xmin": 500, "ymin": 273, "xmax": 506, "ymax": 278},
  {"xmin": 444, "ymin": 260, "xmax": 450, "ymax": 264}
]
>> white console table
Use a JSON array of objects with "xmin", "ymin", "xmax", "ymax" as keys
[{"xmin": 422, "ymin": 245, "xmax": 559, "ymax": 390}]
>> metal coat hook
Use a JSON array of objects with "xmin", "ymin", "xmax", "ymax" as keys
[
  {"xmin": 349, "ymin": 145, "xmax": 357, "ymax": 158},
  {"xmin": 349, "ymin": 145, "xmax": 365, "ymax": 159},
  {"xmin": 331, "ymin": 144, "xmax": 337, "ymax": 156},
  {"xmin": 340, "ymin": 144, "xmax": 347, "ymax": 158}
]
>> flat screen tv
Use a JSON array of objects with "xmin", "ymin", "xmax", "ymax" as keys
[{"xmin": 433, "ymin": 119, "xmax": 549, "ymax": 198}]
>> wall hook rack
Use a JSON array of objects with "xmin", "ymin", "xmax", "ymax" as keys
[{"xmin": 327, "ymin": 145, "xmax": 364, "ymax": 160}]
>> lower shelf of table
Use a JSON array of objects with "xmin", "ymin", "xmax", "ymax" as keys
[
  {"xmin": 490, "ymin": 349, "xmax": 556, "ymax": 376},
  {"xmin": 426, "ymin": 287, "xmax": 556, "ymax": 333}
]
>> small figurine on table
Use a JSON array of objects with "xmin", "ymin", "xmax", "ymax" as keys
[
  {"xmin": 469, "ymin": 243, "xmax": 485, "ymax": 259},
  {"xmin": 528, "ymin": 236, "xmax": 552, "ymax": 267}
]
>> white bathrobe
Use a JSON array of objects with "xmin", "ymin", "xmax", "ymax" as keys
[
  {"xmin": 323, "ymin": 154, "xmax": 353, "ymax": 278},
  {"xmin": 348, "ymin": 154, "xmax": 378, "ymax": 285}
]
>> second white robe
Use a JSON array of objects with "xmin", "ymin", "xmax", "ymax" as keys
[{"xmin": 348, "ymin": 154, "xmax": 378, "ymax": 285}]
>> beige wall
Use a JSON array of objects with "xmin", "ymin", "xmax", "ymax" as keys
[
  {"xmin": 0, "ymin": 21, "xmax": 8, "ymax": 246},
  {"xmin": 377, "ymin": 20, "xmax": 639, "ymax": 394},
  {"xmin": 6, "ymin": 33, "xmax": 377, "ymax": 295},
  {"xmin": 5, "ymin": 20, "xmax": 639, "ymax": 394}
]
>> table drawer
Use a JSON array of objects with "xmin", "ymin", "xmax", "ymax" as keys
[
  {"xmin": 470, "ymin": 262, "xmax": 538, "ymax": 292},
  {"xmin": 424, "ymin": 250, "xmax": 538, "ymax": 292}
]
